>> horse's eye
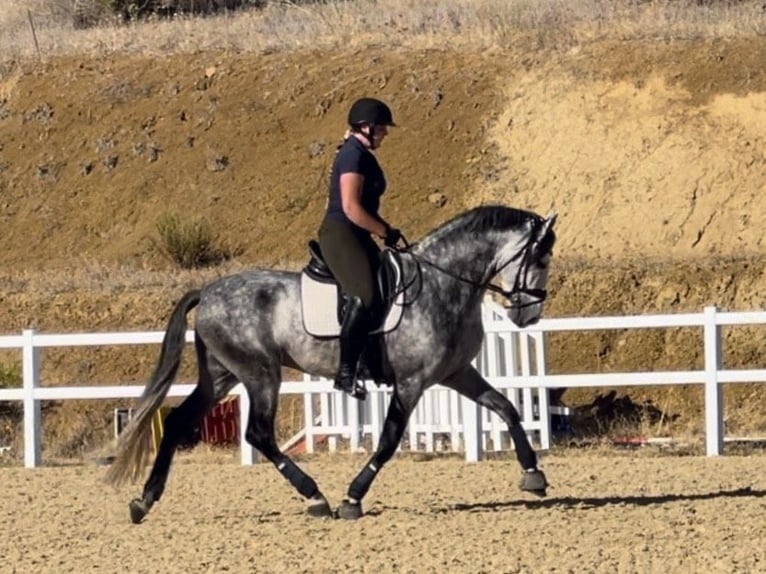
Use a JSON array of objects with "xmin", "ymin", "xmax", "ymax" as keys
[{"xmin": 536, "ymin": 253, "xmax": 552, "ymax": 269}]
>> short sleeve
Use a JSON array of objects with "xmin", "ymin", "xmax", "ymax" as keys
[{"xmin": 335, "ymin": 144, "xmax": 364, "ymax": 176}]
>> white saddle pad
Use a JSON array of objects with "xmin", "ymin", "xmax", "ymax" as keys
[{"xmin": 300, "ymin": 272, "xmax": 405, "ymax": 338}]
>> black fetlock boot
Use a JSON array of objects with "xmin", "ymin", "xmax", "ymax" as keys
[{"xmin": 334, "ymin": 296, "xmax": 370, "ymax": 400}]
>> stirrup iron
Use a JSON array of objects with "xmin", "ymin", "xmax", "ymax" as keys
[{"xmin": 334, "ymin": 377, "xmax": 367, "ymax": 400}]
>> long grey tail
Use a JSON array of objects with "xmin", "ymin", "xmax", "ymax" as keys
[{"xmin": 104, "ymin": 289, "xmax": 201, "ymax": 487}]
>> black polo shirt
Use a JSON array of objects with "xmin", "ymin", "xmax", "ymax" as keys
[{"xmin": 325, "ymin": 136, "xmax": 387, "ymax": 231}]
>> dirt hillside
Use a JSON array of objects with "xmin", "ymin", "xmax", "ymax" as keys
[
  {"xmin": 1, "ymin": 38, "xmax": 765, "ymax": 454},
  {"xmin": 3, "ymin": 41, "xmax": 766, "ymax": 269}
]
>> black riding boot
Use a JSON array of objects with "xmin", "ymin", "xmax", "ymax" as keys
[{"xmin": 334, "ymin": 296, "xmax": 370, "ymax": 400}]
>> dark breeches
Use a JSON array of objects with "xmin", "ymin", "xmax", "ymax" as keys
[{"xmin": 318, "ymin": 216, "xmax": 381, "ymax": 310}]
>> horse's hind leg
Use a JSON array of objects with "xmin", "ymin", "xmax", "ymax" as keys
[
  {"xmin": 442, "ymin": 365, "xmax": 548, "ymax": 496},
  {"xmin": 129, "ymin": 339, "xmax": 234, "ymax": 524},
  {"xmin": 238, "ymin": 360, "xmax": 334, "ymax": 518}
]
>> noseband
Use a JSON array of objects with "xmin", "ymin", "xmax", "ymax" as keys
[{"xmin": 485, "ymin": 232, "xmax": 548, "ymax": 310}]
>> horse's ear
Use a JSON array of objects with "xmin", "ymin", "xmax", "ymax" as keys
[
  {"xmin": 536, "ymin": 212, "xmax": 557, "ymax": 241},
  {"xmin": 546, "ymin": 211, "xmax": 558, "ymax": 227},
  {"xmin": 530, "ymin": 213, "xmax": 557, "ymax": 262}
]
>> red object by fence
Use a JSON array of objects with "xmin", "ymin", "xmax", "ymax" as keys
[{"xmin": 202, "ymin": 397, "xmax": 240, "ymax": 446}]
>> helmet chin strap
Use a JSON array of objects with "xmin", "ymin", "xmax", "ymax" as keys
[{"xmin": 352, "ymin": 124, "xmax": 377, "ymax": 149}]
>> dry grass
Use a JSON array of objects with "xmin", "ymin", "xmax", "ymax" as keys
[
  {"xmin": 0, "ymin": 261, "xmax": 249, "ymax": 297},
  {"xmin": 2, "ymin": 0, "xmax": 765, "ymax": 62}
]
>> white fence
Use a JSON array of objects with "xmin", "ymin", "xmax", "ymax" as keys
[
  {"xmin": 296, "ymin": 303, "xmax": 766, "ymax": 459},
  {"xmin": 1, "ymin": 301, "xmax": 766, "ymax": 468}
]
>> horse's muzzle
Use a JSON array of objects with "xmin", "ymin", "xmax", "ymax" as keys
[{"xmin": 505, "ymin": 304, "xmax": 543, "ymax": 329}]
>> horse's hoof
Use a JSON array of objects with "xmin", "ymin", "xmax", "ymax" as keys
[
  {"xmin": 337, "ymin": 498, "xmax": 364, "ymax": 520},
  {"xmin": 129, "ymin": 498, "xmax": 150, "ymax": 524},
  {"xmin": 519, "ymin": 469, "xmax": 549, "ymax": 497},
  {"xmin": 307, "ymin": 495, "xmax": 335, "ymax": 519}
]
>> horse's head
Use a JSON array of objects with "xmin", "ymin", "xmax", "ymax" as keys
[
  {"xmin": 491, "ymin": 212, "xmax": 557, "ymax": 328},
  {"xmin": 409, "ymin": 205, "xmax": 557, "ymax": 328}
]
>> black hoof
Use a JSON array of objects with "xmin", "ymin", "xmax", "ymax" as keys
[
  {"xmin": 307, "ymin": 495, "xmax": 335, "ymax": 518},
  {"xmin": 129, "ymin": 498, "xmax": 150, "ymax": 524},
  {"xmin": 519, "ymin": 469, "xmax": 549, "ymax": 497},
  {"xmin": 337, "ymin": 498, "xmax": 364, "ymax": 520}
]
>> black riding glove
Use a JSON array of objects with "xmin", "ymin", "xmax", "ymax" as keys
[{"xmin": 384, "ymin": 227, "xmax": 402, "ymax": 248}]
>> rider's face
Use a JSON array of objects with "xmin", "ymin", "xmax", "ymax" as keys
[{"xmin": 364, "ymin": 124, "xmax": 389, "ymax": 149}]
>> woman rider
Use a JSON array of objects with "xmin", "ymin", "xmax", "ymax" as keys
[{"xmin": 317, "ymin": 97, "xmax": 403, "ymax": 400}]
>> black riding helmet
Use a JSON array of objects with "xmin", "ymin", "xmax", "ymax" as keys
[{"xmin": 348, "ymin": 97, "xmax": 396, "ymax": 127}]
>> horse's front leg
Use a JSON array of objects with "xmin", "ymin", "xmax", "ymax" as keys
[
  {"xmin": 338, "ymin": 385, "xmax": 420, "ymax": 520},
  {"xmin": 442, "ymin": 365, "xmax": 548, "ymax": 496}
]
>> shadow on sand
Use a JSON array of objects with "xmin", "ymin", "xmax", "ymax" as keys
[
  {"xmin": 364, "ymin": 486, "xmax": 766, "ymax": 517},
  {"xmin": 440, "ymin": 486, "xmax": 766, "ymax": 513}
]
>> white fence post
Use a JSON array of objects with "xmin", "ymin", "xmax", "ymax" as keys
[
  {"xmin": 237, "ymin": 385, "xmax": 256, "ymax": 465},
  {"xmin": 535, "ymin": 331, "xmax": 551, "ymax": 450},
  {"xmin": 461, "ymin": 395, "xmax": 482, "ymax": 462},
  {"xmin": 703, "ymin": 306, "xmax": 724, "ymax": 456},
  {"xmin": 303, "ymin": 390, "xmax": 315, "ymax": 454},
  {"xmin": 22, "ymin": 329, "xmax": 41, "ymax": 468},
  {"xmin": 348, "ymin": 393, "xmax": 361, "ymax": 452}
]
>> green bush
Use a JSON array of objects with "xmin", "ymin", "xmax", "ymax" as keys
[
  {"xmin": 73, "ymin": 0, "xmax": 268, "ymax": 29},
  {"xmin": 0, "ymin": 363, "xmax": 22, "ymax": 439},
  {"xmin": 153, "ymin": 212, "xmax": 239, "ymax": 269},
  {"xmin": 0, "ymin": 363, "xmax": 20, "ymax": 390}
]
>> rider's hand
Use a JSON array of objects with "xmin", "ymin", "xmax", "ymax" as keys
[{"xmin": 384, "ymin": 227, "xmax": 403, "ymax": 248}]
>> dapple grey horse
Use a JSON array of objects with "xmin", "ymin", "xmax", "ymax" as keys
[{"xmin": 105, "ymin": 204, "xmax": 557, "ymax": 522}]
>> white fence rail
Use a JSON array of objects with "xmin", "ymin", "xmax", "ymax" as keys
[{"xmin": 1, "ymin": 302, "xmax": 766, "ymax": 467}]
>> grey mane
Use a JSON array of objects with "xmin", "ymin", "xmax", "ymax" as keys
[{"xmin": 416, "ymin": 204, "xmax": 541, "ymax": 251}]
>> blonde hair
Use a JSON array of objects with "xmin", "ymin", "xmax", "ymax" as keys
[{"xmin": 336, "ymin": 129, "xmax": 352, "ymax": 152}]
